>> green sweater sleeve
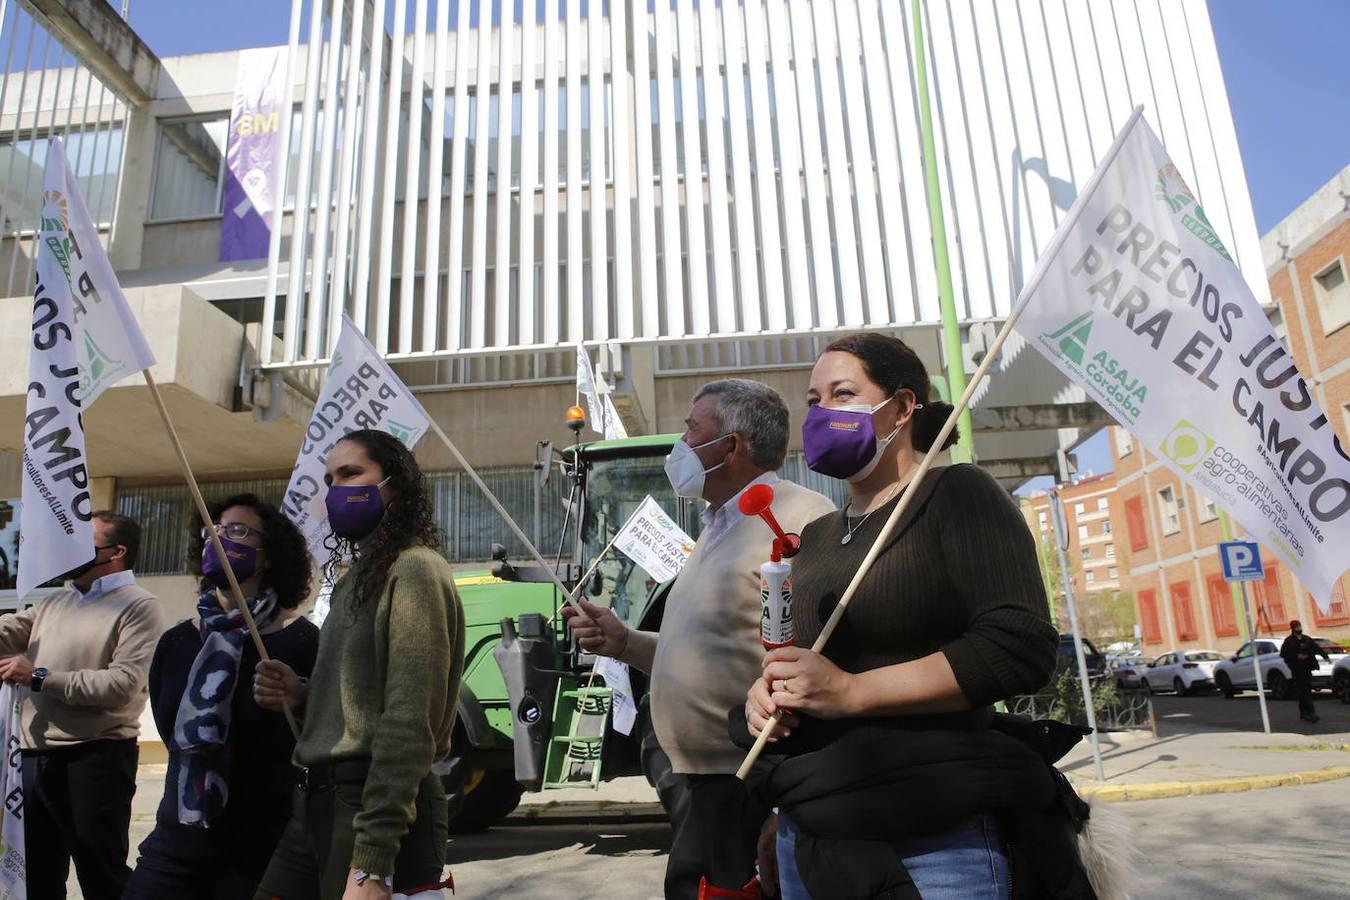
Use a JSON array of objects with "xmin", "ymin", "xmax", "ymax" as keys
[{"xmin": 350, "ymin": 550, "xmax": 459, "ymax": 874}]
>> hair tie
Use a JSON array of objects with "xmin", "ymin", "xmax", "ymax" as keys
[{"xmin": 914, "ymin": 403, "xmax": 925, "ymax": 410}]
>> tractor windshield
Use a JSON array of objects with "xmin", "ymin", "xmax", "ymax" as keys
[{"xmin": 579, "ymin": 453, "xmax": 700, "ymax": 629}]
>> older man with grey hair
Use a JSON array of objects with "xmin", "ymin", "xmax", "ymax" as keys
[{"xmin": 565, "ymin": 378, "xmax": 835, "ymax": 897}]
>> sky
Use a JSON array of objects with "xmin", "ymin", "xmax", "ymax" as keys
[{"xmin": 118, "ymin": 0, "xmax": 1349, "ymax": 484}]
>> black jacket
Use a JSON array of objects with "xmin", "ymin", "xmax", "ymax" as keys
[
  {"xmin": 730, "ymin": 712, "xmax": 1097, "ymax": 899},
  {"xmin": 1280, "ymin": 633, "xmax": 1329, "ymax": 675}
]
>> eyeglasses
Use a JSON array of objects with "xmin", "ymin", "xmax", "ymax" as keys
[{"xmin": 202, "ymin": 522, "xmax": 265, "ymax": 543}]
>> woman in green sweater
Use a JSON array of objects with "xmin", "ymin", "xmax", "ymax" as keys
[{"xmin": 253, "ymin": 429, "xmax": 465, "ymax": 900}]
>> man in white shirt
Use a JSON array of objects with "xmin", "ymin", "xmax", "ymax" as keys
[
  {"xmin": 566, "ymin": 380, "xmax": 835, "ymax": 898},
  {"xmin": 0, "ymin": 511, "xmax": 163, "ymax": 900}
]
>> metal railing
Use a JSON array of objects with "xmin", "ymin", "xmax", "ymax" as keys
[{"xmin": 0, "ymin": 0, "xmax": 131, "ymax": 297}]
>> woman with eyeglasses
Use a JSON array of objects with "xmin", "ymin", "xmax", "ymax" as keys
[
  {"xmin": 252, "ymin": 429, "xmax": 464, "ymax": 900},
  {"xmin": 124, "ymin": 493, "xmax": 319, "ymax": 900}
]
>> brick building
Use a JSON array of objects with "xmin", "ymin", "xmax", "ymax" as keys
[
  {"xmin": 1020, "ymin": 473, "xmax": 1130, "ymax": 643},
  {"xmin": 1113, "ymin": 165, "xmax": 1350, "ymax": 654}
]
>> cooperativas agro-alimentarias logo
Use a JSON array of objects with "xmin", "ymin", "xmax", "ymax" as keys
[
  {"xmin": 1155, "ymin": 164, "xmax": 1233, "ymax": 263},
  {"xmin": 1159, "ymin": 420, "xmax": 1216, "ymax": 473}
]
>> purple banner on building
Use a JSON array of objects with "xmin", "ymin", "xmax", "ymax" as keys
[{"xmin": 220, "ymin": 46, "xmax": 287, "ymax": 261}]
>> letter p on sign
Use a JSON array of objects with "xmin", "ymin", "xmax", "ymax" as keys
[{"xmin": 1219, "ymin": 541, "xmax": 1264, "ymax": 582}]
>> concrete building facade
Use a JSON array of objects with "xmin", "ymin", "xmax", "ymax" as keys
[{"xmin": 0, "ymin": 0, "xmax": 1267, "ymax": 615}]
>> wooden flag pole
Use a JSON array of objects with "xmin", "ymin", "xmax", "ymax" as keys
[
  {"xmin": 426, "ymin": 418, "xmax": 584, "ymax": 613},
  {"xmin": 736, "ymin": 106, "xmax": 1147, "ymax": 780},
  {"xmin": 141, "ymin": 369, "xmax": 300, "ymax": 740},
  {"xmin": 547, "ymin": 527, "xmax": 624, "ymax": 626}
]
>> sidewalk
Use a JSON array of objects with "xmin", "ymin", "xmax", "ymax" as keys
[{"xmin": 1061, "ymin": 728, "xmax": 1350, "ymax": 800}]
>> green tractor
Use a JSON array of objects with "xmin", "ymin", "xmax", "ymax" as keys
[{"xmin": 441, "ymin": 432, "xmax": 694, "ymax": 832}]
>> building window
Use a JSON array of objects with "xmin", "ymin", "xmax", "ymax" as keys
[
  {"xmin": 1196, "ymin": 490, "xmax": 1218, "ymax": 523},
  {"xmin": 149, "ymin": 116, "xmax": 229, "ymax": 220},
  {"xmin": 1158, "ymin": 485, "xmax": 1180, "ymax": 535},
  {"xmin": 1310, "ymin": 577, "xmax": 1350, "ymax": 627},
  {"xmin": 1074, "ymin": 502, "xmax": 1085, "ymax": 516},
  {"xmin": 1108, "ymin": 567, "xmax": 1118, "ymax": 580},
  {"xmin": 1250, "ymin": 564, "xmax": 1287, "ymax": 634},
  {"xmin": 1077, "ymin": 524, "xmax": 1089, "ymax": 541},
  {"xmin": 1081, "ymin": 548, "xmax": 1091, "ymax": 561},
  {"xmin": 1102, "ymin": 520, "xmax": 1112, "ymax": 534},
  {"xmin": 1038, "ymin": 511, "xmax": 1047, "ymax": 528},
  {"xmin": 1105, "ymin": 544, "xmax": 1116, "ymax": 559},
  {"xmin": 1206, "ymin": 573, "xmax": 1240, "ymax": 638},
  {"xmin": 1113, "ymin": 427, "xmax": 1133, "ymax": 457},
  {"xmin": 1, "ymin": 127, "xmax": 125, "ymax": 233},
  {"xmin": 1313, "ymin": 259, "xmax": 1349, "ymax": 335},
  {"xmin": 1125, "ymin": 496, "xmax": 1148, "ymax": 551},
  {"xmin": 1085, "ymin": 571, "xmax": 1096, "ymax": 585},
  {"xmin": 1097, "ymin": 497, "xmax": 1109, "ymax": 511},
  {"xmin": 1138, "ymin": 589, "xmax": 1162, "ymax": 644},
  {"xmin": 1171, "ymin": 581, "xmax": 1197, "ymax": 641}
]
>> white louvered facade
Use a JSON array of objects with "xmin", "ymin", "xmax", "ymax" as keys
[{"xmin": 261, "ymin": 0, "xmax": 1266, "ymax": 368}]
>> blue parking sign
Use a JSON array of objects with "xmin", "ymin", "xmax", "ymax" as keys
[{"xmin": 1219, "ymin": 541, "xmax": 1264, "ymax": 582}]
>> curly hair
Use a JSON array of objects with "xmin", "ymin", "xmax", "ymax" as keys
[
  {"xmin": 188, "ymin": 492, "xmax": 313, "ymax": 609},
  {"xmin": 322, "ymin": 429, "xmax": 444, "ymax": 611}
]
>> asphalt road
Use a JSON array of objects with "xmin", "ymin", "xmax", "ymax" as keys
[
  {"xmin": 1148, "ymin": 688, "xmax": 1350, "ymax": 737},
  {"xmin": 442, "ymin": 780, "xmax": 1350, "ymax": 899}
]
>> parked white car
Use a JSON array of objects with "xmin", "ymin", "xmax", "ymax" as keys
[
  {"xmin": 1112, "ymin": 656, "xmax": 1151, "ymax": 690},
  {"xmin": 1332, "ymin": 656, "xmax": 1350, "ymax": 704},
  {"xmin": 1213, "ymin": 636, "xmax": 1348, "ymax": 699},
  {"xmin": 1138, "ymin": 649, "xmax": 1224, "ymax": 696}
]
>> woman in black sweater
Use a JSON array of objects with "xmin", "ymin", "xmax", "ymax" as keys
[
  {"xmin": 124, "ymin": 493, "xmax": 319, "ymax": 900},
  {"xmin": 744, "ymin": 333, "xmax": 1066, "ymax": 899}
]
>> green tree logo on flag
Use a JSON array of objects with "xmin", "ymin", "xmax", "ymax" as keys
[{"xmin": 1154, "ymin": 164, "xmax": 1232, "ymax": 262}]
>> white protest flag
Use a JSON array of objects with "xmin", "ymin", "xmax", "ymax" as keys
[
  {"xmin": 613, "ymin": 496, "xmax": 695, "ymax": 584},
  {"xmin": 0, "ymin": 686, "xmax": 24, "ymax": 899},
  {"xmin": 281, "ymin": 315, "xmax": 432, "ymax": 564},
  {"xmin": 1014, "ymin": 114, "xmax": 1349, "ymax": 610},
  {"xmin": 575, "ymin": 344, "xmax": 605, "ymax": 435},
  {"xmin": 601, "ymin": 393, "xmax": 627, "ymax": 441},
  {"xmin": 18, "ymin": 139, "xmax": 156, "ymax": 597}
]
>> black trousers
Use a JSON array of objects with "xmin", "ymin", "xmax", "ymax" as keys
[
  {"xmin": 664, "ymin": 774, "xmax": 769, "ymax": 900},
  {"xmin": 1293, "ymin": 668, "xmax": 1317, "ymax": 718},
  {"xmin": 123, "ymin": 822, "xmax": 263, "ymax": 900},
  {"xmin": 21, "ymin": 738, "xmax": 138, "ymax": 900}
]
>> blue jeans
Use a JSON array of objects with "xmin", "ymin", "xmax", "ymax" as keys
[{"xmin": 776, "ymin": 810, "xmax": 1010, "ymax": 900}]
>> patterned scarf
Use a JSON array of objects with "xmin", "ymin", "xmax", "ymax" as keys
[{"xmin": 167, "ymin": 587, "xmax": 279, "ymax": 827}]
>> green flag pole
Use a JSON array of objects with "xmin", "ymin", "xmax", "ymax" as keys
[{"xmin": 913, "ymin": 0, "xmax": 974, "ymax": 464}]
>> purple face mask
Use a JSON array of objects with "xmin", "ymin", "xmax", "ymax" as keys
[
  {"xmin": 803, "ymin": 397, "xmax": 915, "ymax": 482},
  {"xmin": 202, "ymin": 536, "xmax": 259, "ymax": 589},
  {"xmin": 326, "ymin": 478, "xmax": 390, "ymax": 541}
]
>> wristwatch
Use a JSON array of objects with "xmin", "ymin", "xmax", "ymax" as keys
[
  {"xmin": 31, "ymin": 668, "xmax": 48, "ymax": 693},
  {"xmin": 353, "ymin": 870, "xmax": 392, "ymax": 889}
]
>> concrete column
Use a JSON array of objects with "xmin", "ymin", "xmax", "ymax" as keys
[
  {"xmin": 90, "ymin": 476, "xmax": 117, "ymax": 512},
  {"xmin": 108, "ymin": 102, "xmax": 156, "ymax": 270}
]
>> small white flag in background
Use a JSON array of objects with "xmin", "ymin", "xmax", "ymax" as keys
[
  {"xmin": 1014, "ymin": 114, "xmax": 1349, "ymax": 611},
  {"xmin": 18, "ymin": 139, "xmax": 156, "ymax": 598},
  {"xmin": 281, "ymin": 316, "xmax": 432, "ymax": 564},
  {"xmin": 575, "ymin": 344, "xmax": 606, "ymax": 436},
  {"xmin": 613, "ymin": 496, "xmax": 695, "ymax": 585},
  {"xmin": 0, "ymin": 685, "xmax": 25, "ymax": 899},
  {"xmin": 602, "ymin": 393, "xmax": 627, "ymax": 441}
]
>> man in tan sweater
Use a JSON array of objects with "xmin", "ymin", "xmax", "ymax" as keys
[
  {"xmin": 0, "ymin": 511, "xmax": 163, "ymax": 900},
  {"xmin": 566, "ymin": 379, "xmax": 835, "ymax": 898}
]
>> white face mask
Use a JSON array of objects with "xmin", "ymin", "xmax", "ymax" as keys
[
  {"xmin": 664, "ymin": 433, "xmax": 732, "ymax": 499},
  {"xmin": 835, "ymin": 396, "xmax": 904, "ymax": 483}
]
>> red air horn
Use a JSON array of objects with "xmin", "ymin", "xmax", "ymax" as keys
[{"xmin": 738, "ymin": 483, "xmax": 801, "ymax": 560}]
